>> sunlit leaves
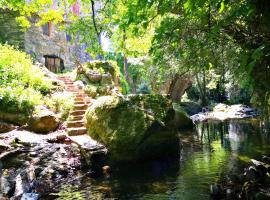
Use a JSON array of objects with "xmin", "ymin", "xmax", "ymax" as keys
[{"xmin": 218, "ymin": 0, "xmax": 225, "ymax": 13}]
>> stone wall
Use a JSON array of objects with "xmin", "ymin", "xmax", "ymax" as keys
[{"xmin": 24, "ymin": 19, "xmax": 76, "ymax": 70}]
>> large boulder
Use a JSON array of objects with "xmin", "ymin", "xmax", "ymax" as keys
[
  {"xmin": 85, "ymin": 94, "xmax": 180, "ymax": 162},
  {"xmin": 28, "ymin": 106, "xmax": 60, "ymax": 133}
]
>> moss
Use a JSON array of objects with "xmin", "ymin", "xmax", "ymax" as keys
[
  {"xmin": 84, "ymin": 60, "xmax": 120, "ymax": 79},
  {"xmin": 85, "ymin": 95, "xmax": 176, "ymax": 162},
  {"xmin": 84, "ymin": 85, "xmax": 98, "ymax": 98}
]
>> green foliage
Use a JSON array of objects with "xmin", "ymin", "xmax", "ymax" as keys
[
  {"xmin": 186, "ymin": 86, "xmax": 200, "ymax": 102},
  {"xmin": 84, "ymin": 85, "xmax": 98, "ymax": 98},
  {"xmin": 0, "ymin": 0, "xmax": 64, "ymax": 28},
  {"xmin": 85, "ymin": 60, "xmax": 120, "ymax": 78},
  {"xmin": 44, "ymin": 92, "xmax": 74, "ymax": 120},
  {"xmin": 0, "ymin": 44, "xmax": 52, "ymax": 113},
  {"xmin": 137, "ymin": 83, "xmax": 151, "ymax": 94},
  {"xmin": 119, "ymin": 74, "xmax": 130, "ymax": 94}
]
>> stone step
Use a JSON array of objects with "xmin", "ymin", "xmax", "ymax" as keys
[
  {"xmin": 75, "ymin": 97, "xmax": 84, "ymax": 101},
  {"xmin": 74, "ymin": 104, "xmax": 88, "ymax": 110},
  {"xmin": 76, "ymin": 94, "xmax": 87, "ymax": 98},
  {"xmin": 70, "ymin": 115, "xmax": 84, "ymax": 121},
  {"xmin": 67, "ymin": 127, "xmax": 87, "ymax": 136},
  {"xmin": 67, "ymin": 120, "xmax": 85, "ymax": 128},
  {"xmin": 68, "ymin": 89, "xmax": 80, "ymax": 93},
  {"xmin": 70, "ymin": 110, "xmax": 86, "ymax": 116},
  {"xmin": 74, "ymin": 101, "xmax": 86, "ymax": 105}
]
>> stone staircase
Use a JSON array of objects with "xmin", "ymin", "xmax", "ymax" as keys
[
  {"xmin": 58, "ymin": 75, "xmax": 107, "ymax": 157},
  {"xmin": 58, "ymin": 76, "xmax": 91, "ymax": 136}
]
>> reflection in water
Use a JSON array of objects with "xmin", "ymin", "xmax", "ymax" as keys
[{"xmin": 55, "ymin": 119, "xmax": 270, "ymax": 200}]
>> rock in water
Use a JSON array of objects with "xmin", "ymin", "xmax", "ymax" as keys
[
  {"xmin": 28, "ymin": 106, "xmax": 60, "ymax": 133},
  {"xmin": 85, "ymin": 95, "xmax": 180, "ymax": 162}
]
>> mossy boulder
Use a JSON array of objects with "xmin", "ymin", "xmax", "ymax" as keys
[
  {"xmin": 28, "ymin": 106, "xmax": 60, "ymax": 133},
  {"xmin": 85, "ymin": 60, "xmax": 119, "ymax": 79},
  {"xmin": 84, "ymin": 85, "xmax": 98, "ymax": 98},
  {"xmin": 85, "ymin": 94, "xmax": 180, "ymax": 162}
]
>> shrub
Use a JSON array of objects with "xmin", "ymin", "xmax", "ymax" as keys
[
  {"xmin": 44, "ymin": 92, "xmax": 74, "ymax": 120},
  {"xmin": 0, "ymin": 44, "xmax": 52, "ymax": 113}
]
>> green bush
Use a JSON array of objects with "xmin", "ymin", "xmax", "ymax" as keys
[
  {"xmin": 0, "ymin": 44, "xmax": 52, "ymax": 113},
  {"xmin": 84, "ymin": 85, "xmax": 98, "ymax": 98},
  {"xmin": 119, "ymin": 74, "xmax": 130, "ymax": 94},
  {"xmin": 44, "ymin": 92, "xmax": 74, "ymax": 120}
]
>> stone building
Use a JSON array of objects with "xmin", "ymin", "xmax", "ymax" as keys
[
  {"xmin": 24, "ymin": 0, "xmax": 91, "ymax": 71},
  {"xmin": 0, "ymin": 0, "xmax": 92, "ymax": 72},
  {"xmin": 24, "ymin": 18, "xmax": 83, "ymax": 71}
]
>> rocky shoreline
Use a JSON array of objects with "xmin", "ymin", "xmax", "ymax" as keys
[
  {"xmin": 210, "ymin": 157, "xmax": 270, "ymax": 199},
  {"xmin": 0, "ymin": 130, "xmax": 106, "ymax": 199},
  {"xmin": 191, "ymin": 103, "xmax": 257, "ymax": 123}
]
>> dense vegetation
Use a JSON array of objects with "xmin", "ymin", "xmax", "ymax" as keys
[
  {"xmin": 0, "ymin": 0, "xmax": 269, "ymax": 118},
  {"xmin": 0, "ymin": 44, "xmax": 52, "ymax": 113}
]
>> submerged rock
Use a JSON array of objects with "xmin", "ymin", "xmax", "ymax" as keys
[
  {"xmin": 85, "ymin": 95, "xmax": 180, "ymax": 162},
  {"xmin": 28, "ymin": 106, "xmax": 60, "ymax": 133}
]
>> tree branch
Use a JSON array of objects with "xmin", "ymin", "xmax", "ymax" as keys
[{"xmin": 91, "ymin": 0, "xmax": 100, "ymax": 40}]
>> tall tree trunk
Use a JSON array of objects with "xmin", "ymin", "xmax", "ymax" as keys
[
  {"xmin": 91, "ymin": 0, "xmax": 102, "ymax": 60},
  {"xmin": 122, "ymin": 29, "xmax": 132, "ymax": 92}
]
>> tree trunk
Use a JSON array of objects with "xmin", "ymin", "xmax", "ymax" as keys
[{"xmin": 122, "ymin": 29, "xmax": 132, "ymax": 92}]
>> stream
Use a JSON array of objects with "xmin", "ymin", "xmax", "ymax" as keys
[{"xmin": 1, "ymin": 119, "xmax": 270, "ymax": 199}]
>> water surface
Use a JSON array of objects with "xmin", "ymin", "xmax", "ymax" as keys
[{"xmin": 56, "ymin": 119, "xmax": 270, "ymax": 200}]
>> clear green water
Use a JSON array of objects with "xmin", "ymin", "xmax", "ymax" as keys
[{"xmin": 55, "ymin": 119, "xmax": 270, "ymax": 200}]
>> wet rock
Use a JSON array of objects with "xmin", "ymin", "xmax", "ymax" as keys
[
  {"xmin": 262, "ymin": 155, "xmax": 270, "ymax": 165},
  {"xmin": 191, "ymin": 104, "xmax": 257, "ymax": 122},
  {"xmin": 21, "ymin": 193, "xmax": 39, "ymax": 200},
  {"xmin": 0, "ymin": 121, "xmax": 16, "ymax": 133},
  {"xmin": 0, "ymin": 169, "xmax": 16, "ymax": 198},
  {"xmin": 13, "ymin": 173, "xmax": 31, "ymax": 198},
  {"xmin": 28, "ymin": 106, "xmax": 60, "ymax": 133}
]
